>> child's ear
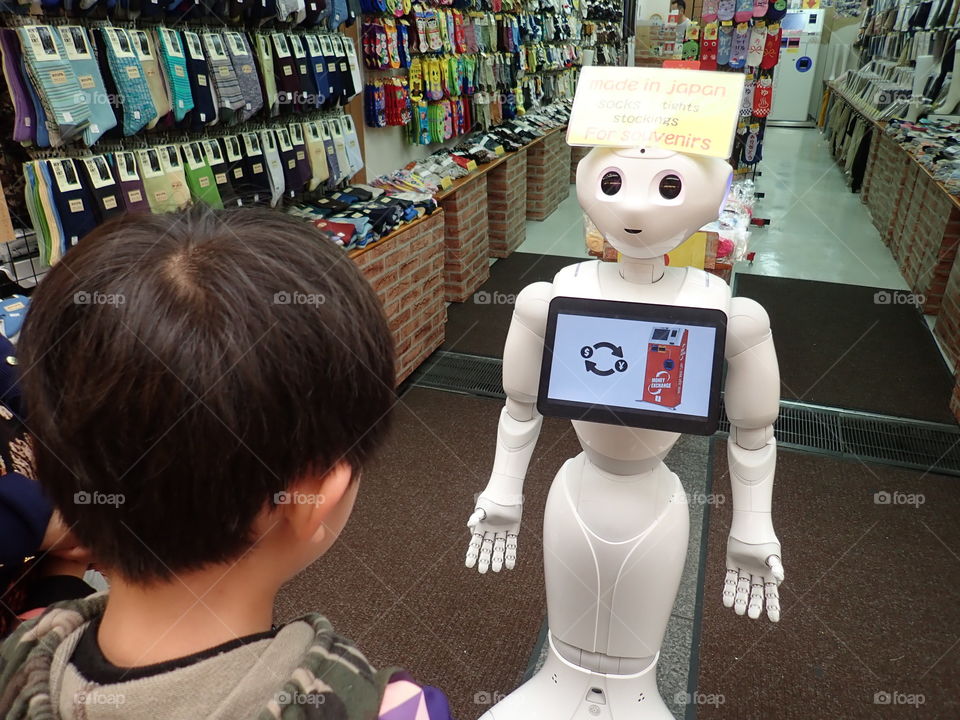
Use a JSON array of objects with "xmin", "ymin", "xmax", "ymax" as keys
[{"xmin": 281, "ymin": 462, "xmax": 354, "ymax": 544}]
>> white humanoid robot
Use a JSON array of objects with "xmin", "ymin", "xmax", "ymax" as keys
[{"xmin": 465, "ymin": 146, "xmax": 786, "ymax": 719}]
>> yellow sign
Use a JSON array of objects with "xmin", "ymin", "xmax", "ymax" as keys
[{"xmin": 567, "ymin": 66, "xmax": 745, "ymax": 159}]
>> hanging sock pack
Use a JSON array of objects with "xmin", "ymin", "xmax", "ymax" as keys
[
  {"xmin": 131, "ymin": 30, "xmax": 171, "ymax": 129},
  {"xmin": 289, "ymin": 35, "xmax": 318, "ymax": 112},
  {"xmin": 112, "ymin": 151, "xmax": 151, "ymax": 214},
  {"xmin": 18, "ymin": 25, "xmax": 93, "ymax": 145},
  {"xmin": 158, "ymin": 145, "xmax": 192, "ymax": 211},
  {"xmin": 47, "ymin": 158, "xmax": 97, "ymax": 249},
  {"xmin": 202, "ymin": 139, "xmax": 240, "ymax": 207},
  {"xmin": 730, "ymin": 23, "xmax": 749, "ymax": 68},
  {"xmin": 79, "ymin": 155, "xmax": 124, "ymax": 223},
  {"xmin": 304, "ymin": 34, "xmax": 329, "ymax": 107},
  {"xmin": 740, "ymin": 74, "xmax": 755, "ymax": 117},
  {"xmin": 58, "ymin": 26, "xmax": 116, "ymax": 145},
  {"xmin": 155, "ymin": 28, "xmax": 193, "ymax": 122},
  {"xmin": 747, "ymin": 22, "xmax": 765, "ymax": 67},
  {"xmin": 254, "ymin": 34, "xmax": 279, "ymax": 117},
  {"xmin": 700, "ymin": 23, "xmax": 719, "ymax": 71},
  {"xmin": 225, "ymin": 32, "xmax": 263, "ymax": 121},
  {"xmin": 717, "ymin": 24, "xmax": 734, "ymax": 66},
  {"xmin": 181, "ymin": 141, "xmax": 223, "ymax": 208},
  {"xmin": 203, "ymin": 32, "xmax": 245, "ymax": 124},
  {"xmin": 717, "ymin": 0, "xmax": 735, "ymax": 21},
  {"xmin": 183, "ymin": 31, "xmax": 217, "ymax": 129},
  {"xmin": 765, "ymin": 0, "xmax": 787, "ymax": 22},
  {"xmin": 289, "ymin": 122, "xmax": 313, "ymax": 192},
  {"xmin": 0, "ymin": 29, "xmax": 36, "ymax": 145},
  {"xmin": 753, "ymin": 0, "xmax": 768, "ymax": 17},
  {"xmin": 760, "ymin": 23, "xmax": 782, "ymax": 69},
  {"xmin": 752, "ymin": 75, "xmax": 772, "ymax": 117},
  {"xmin": 702, "ymin": 0, "xmax": 718, "ymax": 22},
  {"xmin": 734, "ymin": 0, "xmax": 753, "ymax": 22},
  {"xmin": 303, "ymin": 121, "xmax": 330, "ymax": 190},
  {"xmin": 259, "ymin": 129, "xmax": 286, "ymax": 207},
  {"xmin": 96, "ymin": 27, "xmax": 156, "ymax": 136}
]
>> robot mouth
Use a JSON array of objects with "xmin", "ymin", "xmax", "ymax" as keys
[{"xmin": 624, "ymin": 228, "xmax": 643, "ymax": 234}]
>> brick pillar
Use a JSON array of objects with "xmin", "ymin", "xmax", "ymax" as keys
[
  {"xmin": 527, "ymin": 128, "xmax": 571, "ymax": 221},
  {"xmin": 438, "ymin": 174, "xmax": 491, "ymax": 302},
  {"xmin": 488, "ymin": 149, "xmax": 528, "ymax": 258},
  {"xmin": 570, "ymin": 145, "xmax": 591, "ymax": 184},
  {"xmin": 351, "ymin": 211, "xmax": 447, "ymax": 383}
]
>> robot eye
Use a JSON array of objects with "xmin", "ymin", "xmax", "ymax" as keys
[
  {"xmin": 659, "ymin": 174, "xmax": 682, "ymax": 199},
  {"xmin": 600, "ymin": 170, "xmax": 622, "ymax": 196}
]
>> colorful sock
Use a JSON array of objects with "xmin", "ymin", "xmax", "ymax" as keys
[
  {"xmin": 742, "ymin": 124, "xmax": 760, "ymax": 164},
  {"xmin": 735, "ymin": 0, "xmax": 752, "ymax": 22},
  {"xmin": 700, "ymin": 22, "xmax": 719, "ymax": 70},
  {"xmin": 718, "ymin": 0, "xmax": 736, "ymax": 21},
  {"xmin": 740, "ymin": 75, "xmax": 755, "ymax": 116},
  {"xmin": 766, "ymin": 0, "xmax": 787, "ymax": 22},
  {"xmin": 748, "ymin": 22, "xmax": 766, "ymax": 67},
  {"xmin": 730, "ymin": 23, "xmax": 749, "ymax": 68},
  {"xmin": 753, "ymin": 0, "xmax": 769, "ymax": 17},
  {"xmin": 760, "ymin": 23, "xmax": 782, "ymax": 69},
  {"xmin": 717, "ymin": 24, "xmax": 734, "ymax": 66},
  {"xmin": 753, "ymin": 76, "xmax": 772, "ymax": 117},
  {"xmin": 702, "ymin": 0, "xmax": 718, "ymax": 22}
]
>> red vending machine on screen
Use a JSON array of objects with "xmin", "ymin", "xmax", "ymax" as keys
[{"xmin": 643, "ymin": 326, "xmax": 688, "ymax": 408}]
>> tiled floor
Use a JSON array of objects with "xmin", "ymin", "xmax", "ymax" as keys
[{"xmin": 517, "ymin": 128, "xmax": 910, "ymax": 291}]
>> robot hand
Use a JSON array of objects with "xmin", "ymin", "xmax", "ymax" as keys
[
  {"xmin": 465, "ymin": 492, "xmax": 522, "ymax": 574},
  {"xmin": 723, "ymin": 535, "xmax": 784, "ymax": 622}
]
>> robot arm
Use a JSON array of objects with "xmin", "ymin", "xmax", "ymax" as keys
[
  {"xmin": 723, "ymin": 296, "xmax": 784, "ymax": 622},
  {"xmin": 465, "ymin": 281, "xmax": 551, "ymax": 574}
]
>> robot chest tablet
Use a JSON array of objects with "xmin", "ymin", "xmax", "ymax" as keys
[{"xmin": 537, "ymin": 296, "xmax": 727, "ymax": 435}]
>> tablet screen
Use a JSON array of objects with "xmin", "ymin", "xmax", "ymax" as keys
[{"xmin": 537, "ymin": 297, "xmax": 727, "ymax": 435}]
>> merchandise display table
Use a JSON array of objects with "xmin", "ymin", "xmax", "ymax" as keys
[
  {"xmin": 349, "ymin": 211, "xmax": 447, "ymax": 383},
  {"xmin": 826, "ymin": 84, "xmax": 960, "ymax": 317}
]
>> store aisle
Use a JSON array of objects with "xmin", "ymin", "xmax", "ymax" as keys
[
  {"xmin": 517, "ymin": 128, "xmax": 909, "ymax": 290},
  {"xmin": 737, "ymin": 127, "xmax": 907, "ymax": 288}
]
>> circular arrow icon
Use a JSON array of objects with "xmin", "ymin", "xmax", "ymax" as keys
[{"xmin": 584, "ymin": 341, "xmax": 628, "ymax": 376}]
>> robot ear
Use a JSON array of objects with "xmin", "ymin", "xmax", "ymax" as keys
[{"xmin": 704, "ymin": 157, "xmax": 734, "ymax": 213}]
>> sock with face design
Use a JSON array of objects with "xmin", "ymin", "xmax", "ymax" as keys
[
  {"xmin": 700, "ymin": 22, "xmax": 719, "ymax": 70},
  {"xmin": 702, "ymin": 0, "xmax": 718, "ymax": 22},
  {"xmin": 718, "ymin": 0, "xmax": 736, "ymax": 21}
]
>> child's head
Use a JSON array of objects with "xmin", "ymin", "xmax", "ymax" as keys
[{"xmin": 19, "ymin": 208, "xmax": 395, "ymax": 587}]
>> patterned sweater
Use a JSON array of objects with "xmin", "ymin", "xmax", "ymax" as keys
[{"xmin": 0, "ymin": 593, "xmax": 454, "ymax": 720}]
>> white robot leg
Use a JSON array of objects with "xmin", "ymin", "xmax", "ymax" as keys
[{"xmin": 481, "ymin": 453, "xmax": 689, "ymax": 720}]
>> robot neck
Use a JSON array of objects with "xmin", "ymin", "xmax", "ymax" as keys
[{"xmin": 618, "ymin": 254, "xmax": 666, "ymax": 284}]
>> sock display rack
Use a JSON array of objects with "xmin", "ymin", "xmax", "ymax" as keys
[
  {"xmin": 0, "ymin": 3, "xmax": 366, "ymax": 288},
  {"xmin": 359, "ymin": 0, "xmax": 582, "ymax": 145}
]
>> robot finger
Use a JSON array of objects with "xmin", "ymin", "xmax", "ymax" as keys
[
  {"xmin": 491, "ymin": 532, "xmax": 507, "ymax": 572},
  {"xmin": 734, "ymin": 569, "xmax": 751, "ymax": 616},
  {"xmin": 766, "ymin": 555, "xmax": 785, "ymax": 584},
  {"xmin": 505, "ymin": 534, "xmax": 518, "ymax": 570},
  {"xmin": 747, "ymin": 577, "xmax": 764, "ymax": 619},
  {"xmin": 465, "ymin": 532, "xmax": 484, "ymax": 568},
  {"xmin": 477, "ymin": 532, "xmax": 495, "ymax": 574},
  {"xmin": 765, "ymin": 580, "xmax": 781, "ymax": 622},
  {"xmin": 467, "ymin": 508, "xmax": 486, "ymax": 528},
  {"xmin": 722, "ymin": 568, "xmax": 738, "ymax": 608}
]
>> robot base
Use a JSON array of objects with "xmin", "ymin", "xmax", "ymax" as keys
[{"xmin": 478, "ymin": 634, "xmax": 673, "ymax": 720}]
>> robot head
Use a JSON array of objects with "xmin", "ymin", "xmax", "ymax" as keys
[{"xmin": 576, "ymin": 147, "xmax": 733, "ymax": 259}]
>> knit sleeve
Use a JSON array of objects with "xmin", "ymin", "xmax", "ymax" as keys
[{"xmin": 378, "ymin": 671, "xmax": 455, "ymax": 720}]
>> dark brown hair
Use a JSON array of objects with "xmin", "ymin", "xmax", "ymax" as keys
[{"xmin": 18, "ymin": 207, "xmax": 395, "ymax": 582}]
